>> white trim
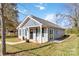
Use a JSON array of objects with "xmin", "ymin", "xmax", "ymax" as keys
[
  {"xmin": 23, "ymin": 25, "xmax": 41, "ymax": 28},
  {"xmin": 18, "ymin": 28, "xmax": 21, "ymax": 36},
  {"xmin": 16, "ymin": 15, "xmax": 30, "ymax": 29},
  {"xmin": 29, "ymin": 17, "xmax": 42, "ymax": 25},
  {"xmin": 17, "ymin": 15, "xmax": 42, "ymax": 29},
  {"xmin": 40, "ymin": 25, "xmax": 42, "ymax": 43},
  {"xmin": 46, "ymin": 27, "xmax": 48, "ymax": 42}
]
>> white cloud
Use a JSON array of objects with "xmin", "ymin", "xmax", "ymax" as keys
[
  {"xmin": 36, "ymin": 5, "xmax": 45, "ymax": 10},
  {"xmin": 35, "ymin": 4, "xmax": 45, "ymax": 10}
]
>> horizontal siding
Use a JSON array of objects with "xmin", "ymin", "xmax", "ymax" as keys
[
  {"xmin": 18, "ymin": 28, "xmax": 28, "ymax": 40},
  {"xmin": 48, "ymin": 28, "xmax": 65, "ymax": 41},
  {"xmin": 54, "ymin": 29, "xmax": 65, "ymax": 39},
  {"xmin": 23, "ymin": 19, "xmax": 40, "ymax": 27}
]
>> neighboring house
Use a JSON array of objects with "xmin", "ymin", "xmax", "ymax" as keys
[{"xmin": 17, "ymin": 15, "xmax": 65, "ymax": 43}]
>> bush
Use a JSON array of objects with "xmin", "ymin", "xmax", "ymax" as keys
[
  {"xmin": 0, "ymin": 33, "xmax": 17, "ymax": 38},
  {"xmin": 65, "ymin": 27, "xmax": 79, "ymax": 34},
  {"xmin": 77, "ymin": 34, "xmax": 79, "ymax": 37}
]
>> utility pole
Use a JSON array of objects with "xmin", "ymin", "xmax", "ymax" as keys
[{"xmin": 0, "ymin": 3, "xmax": 6, "ymax": 56}]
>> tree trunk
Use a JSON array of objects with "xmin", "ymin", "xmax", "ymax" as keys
[{"xmin": 1, "ymin": 3, "xmax": 6, "ymax": 56}]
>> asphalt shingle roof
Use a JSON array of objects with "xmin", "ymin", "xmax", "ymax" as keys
[
  {"xmin": 17, "ymin": 15, "xmax": 65, "ymax": 30},
  {"xmin": 31, "ymin": 15, "xmax": 64, "ymax": 29}
]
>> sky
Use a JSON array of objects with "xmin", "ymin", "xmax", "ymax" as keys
[{"xmin": 17, "ymin": 3, "xmax": 72, "ymax": 28}]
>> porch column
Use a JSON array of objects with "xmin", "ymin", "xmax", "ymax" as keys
[
  {"xmin": 27, "ymin": 27, "xmax": 30, "ymax": 39},
  {"xmin": 46, "ymin": 28, "xmax": 48, "ymax": 41},
  {"xmin": 40, "ymin": 25, "xmax": 42, "ymax": 43},
  {"xmin": 33, "ymin": 28, "xmax": 36, "ymax": 40}
]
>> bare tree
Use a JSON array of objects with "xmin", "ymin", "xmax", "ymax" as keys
[
  {"xmin": 0, "ymin": 3, "xmax": 18, "ymax": 55},
  {"xmin": 0, "ymin": 3, "xmax": 6, "ymax": 55},
  {"xmin": 56, "ymin": 3, "xmax": 79, "ymax": 29}
]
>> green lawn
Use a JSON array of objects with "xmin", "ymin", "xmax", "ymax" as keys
[
  {"xmin": 0, "ymin": 37, "xmax": 21, "ymax": 42},
  {"xmin": 77, "ymin": 35, "xmax": 79, "ymax": 55},
  {"xmin": 0, "ymin": 34, "xmax": 78, "ymax": 56}
]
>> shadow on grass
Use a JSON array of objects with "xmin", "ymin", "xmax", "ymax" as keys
[
  {"xmin": 77, "ymin": 34, "xmax": 79, "ymax": 37},
  {"xmin": 6, "ymin": 42, "xmax": 53, "ymax": 56},
  {"xmin": 55, "ymin": 35, "xmax": 70, "ymax": 41}
]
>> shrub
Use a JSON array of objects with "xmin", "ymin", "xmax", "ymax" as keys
[{"xmin": 65, "ymin": 27, "xmax": 79, "ymax": 34}]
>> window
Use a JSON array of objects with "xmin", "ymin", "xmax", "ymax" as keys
[
  {"xmin": 36, "ymin": 28, "xmax": 40, "ymax": 36},
  {"xmin": 42, "ymin": 28, "xmax": 44, "ymax": 37},
  {"xmin": 50, "ymin": 29, "xmax": 51, "ymax": 34},
  {"xmin": 50, "ymin": 29, "xmax": 53, "ymax": 34},
  {"xmin": 25, "ymin": 29, "xmax": 27, "ymax": 36},
  {"xmin": 49, "ymin": 28, "xmax": 53, "ymax": 39}
]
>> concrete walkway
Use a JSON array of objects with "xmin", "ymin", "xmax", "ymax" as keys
[
  {"xmin": 53, "ymin": 40, "xmax": 64, "ymax": 43},
  {"xmin": 0, "ymin": 41, "xmax": 26, "ymax": 45}
]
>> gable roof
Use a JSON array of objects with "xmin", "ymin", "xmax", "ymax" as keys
[{"xmin": 17, "ymin": 15, "xmax": 65, "ymax": 30}]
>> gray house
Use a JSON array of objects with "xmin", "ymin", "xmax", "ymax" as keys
[{"xmin": 17, "ymin": 15, "xmax": 65, "ymax": 43}]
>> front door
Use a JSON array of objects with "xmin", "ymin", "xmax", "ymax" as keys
[{"xmin": 30, "ymin": 29, "xmax": 33, "ymax": 39}]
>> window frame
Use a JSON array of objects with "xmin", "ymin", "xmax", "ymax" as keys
[
  {"xmin": 36, "ymin": 28, "xmax": 40, "ymax": 37},
  {"xmin": 42, "ymin": 28, "xmax": 44, "ymax": 37},
  {"xmin": 25, "ymin": 29, "xmax": 27, "ymax": 36}
]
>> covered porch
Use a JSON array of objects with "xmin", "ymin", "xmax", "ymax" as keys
[{"xmin": 23, "ymin": 26, "xmax": 48, "ymax": 43}]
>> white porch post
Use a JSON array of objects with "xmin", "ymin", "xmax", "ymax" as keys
[
  {"xmin": 40, "ymin": 25, "xmax": 42, "ymax": 43},
  {"xmin": 27, "ymin": 27, "xmax": 30, "ymax": 39},
  {"xmin": 46, "ymin": 28, "xmax": 48, "ymax": 41},
  {"xmin": 33, "ymin": 28, "xmax": 36, "ymax": 40}
]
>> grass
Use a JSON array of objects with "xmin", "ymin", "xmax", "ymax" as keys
[
  {"xmin": 0, "ymin": 37, "xmax": 21, "ymax": 42},
  {"xmin": 0, "ymin": 34, "xmax": 78, "ymax": 56},
  {"xmin": 6, "ymin": 37, "xmax": 21, "ymax": 42},
  {"xmin": 77, "ymin": 35, "xmax": 79, "ymax": 55},
  {"xmin": 0, "ymin": 33, "xmax": 18, "ymax": 42}
]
